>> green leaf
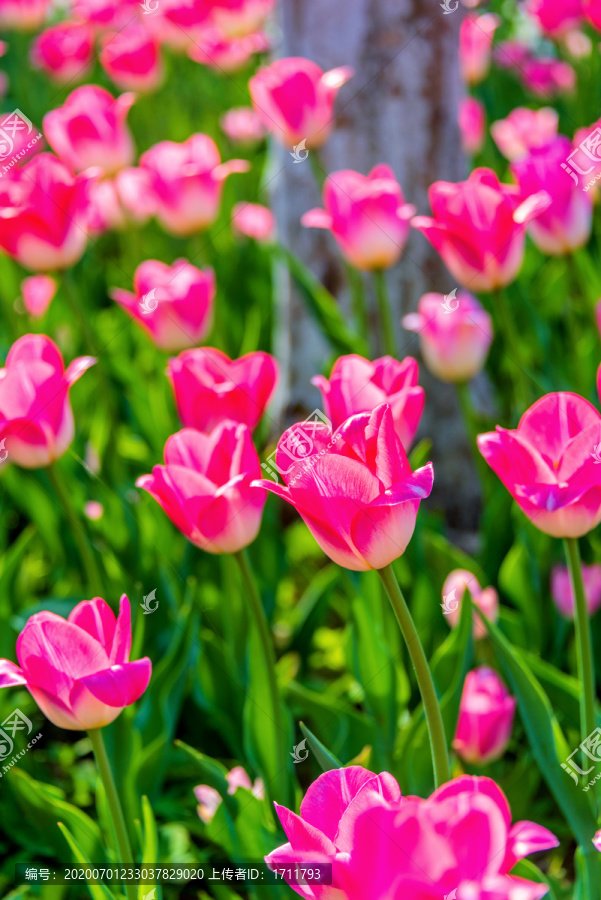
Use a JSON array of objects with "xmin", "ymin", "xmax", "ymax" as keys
[
  {"xmin": 299, "ymin": 722, "xmax": 342, "ymax": 771},
  {"xmin": 57, "ymin": 823, "xmax": 116, "ymax": 900},
  {"xmin": 138, "ymin": 796, "xmax": 161, "ymax": 900}
]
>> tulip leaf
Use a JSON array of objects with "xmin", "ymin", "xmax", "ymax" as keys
[
  {"xmin": 57, "ymin": 823, "xmax": 117, "ymax": 900},
  {"xmin": 299, "ymin": 722, "xmax": 342, "ymax": 771},
  {"xmin": 138, "ymin": 796, "xmax": 162, "ymax": 900}
]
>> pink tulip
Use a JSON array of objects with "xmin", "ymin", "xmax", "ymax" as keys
[
  {"xmin": 527, "ymin": 0, "xmax": 582, "ymax": 35},
  {"xmin": 221, "ymin": 107, "xmax": 266, "ymax": 144},
  {"xmin": 0, "ymin": 335, "xmax": 95, "ymax": 468},
  {"xmin": 206, "ymin": 0, "xmax": 274, "ymax": 37},
  {"xmin": 253, "ymin": 404, "xmax": 433, "ymax": 571},
  {"xmin": 31, "ymin": 21, "xmax": 95, "ymax": 84},
  {"xmin": 584, "ymin": 0, "xmax": 601, "ymax": 29},
  {"xmin": 136, "ymin": 423, "xmax": 267, "ymax": 553},
  {"xmin": 139, "ymin": 134, "xmax": 249, "ymax": 236},
  {"xmin": 167, "ymin": 347, "xmax": 278, "ymax": 432},
  {"xmin": 441, "ymin": 568, "xmax": 499, "ymax": 639},
  {"xmin": 111, "ymin": 258, "xmax": 215, "ymax": 351},
  {"xmin": 0, "ymin": 153, "xmax": 94, "ymax": 272},
  {"xmin": 249, "ymin": 57, "xmax": 353, "ymax": 149},
  {"xmin": 478, "ymin": 392, "xmax": 601, "ymax": 538},
  {"xmin": 495, "ymin": 39, "xmax": 533, "ymax": 70},
  {"xmin": 0, "ymin": 0, "xmax": 50, "ymax": 29},
  {"xmin": 511, "ymin": 137, "xmax": 593, "ymax": 255},
  {"xmin": 21, "ymin": 274, "xmax": 56, "ymax": 318},
  {"xmin": 301, "ymin": 166, "xmax": 415, "ymax": 270},
  {"xmin": 189, "ymin": 27, "xmax": 269, "ymax": 72},
  {"xmin": 311, "ymin": 354, "xmax": 424, "ymax": 451},
  {"xmin": 459, "ymin": 13, "xmax": 500, "ymax": 85},
  {"xmin": 521, "ymin": 57, "xmax": 576, "ymax": 96},
  {"xmin": 195, "ymin": 765, "xmax": 264, "ymax": 823},
  {"xmin": 0, "ymin": 595, "xmax": 151, "ymax": 730},
  {"xmin": 73, "ymin": 0, "xmax": 140, "ymax": 29},
  {"xmin": 114, "ymin": 166, "xmax": 157, "ymax": 224},
  {"xmin": 232, "ymin": 202, "xmax": 275, "ymax": 242},
  {"xmin": 412, "ymin": 168, "xmax": 550, "ymax": 292},
  {"xmin": 594, "ymin": 829, "xmax": 601, "ymax": 851},
  {"xmin": 266, "ymin": 766, "xmax": 557, "ymax": 900},
  {"xmin": 402, "ymin": 291, "xmax": 493, "ymax": 383},
  {"xmin": 84, "ymin": 500, "xmax": 104, "ymax": 520},
  {"xmin": 491, "ymin": 107, "xmax": 558, "ymax": 162},
  {"xmin": 551, "ymin": 563, "xmax": 601, "ymax": 618},
  {"xmin": 99, "ymin": 24, "xmax": 163, "ymax": 93},
  {"xmin": 459, "ymin": 96, "xmax": 485, "ymax": 155},
  {"xmin": 43, "ymin": 86, "xmax": 135, "ymax": 177},
  {"xmin": 144, "ymin": 0, "xmax": 211, "ymax": 50},
  {"xmin": 86, "ymin": 178, "xmax": 128, "ymax": 235},
  {"xmin": 453, "ymin": 667, "xmax": 517, "ymax": 765}
]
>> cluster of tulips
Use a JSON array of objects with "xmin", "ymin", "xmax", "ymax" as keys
[{"xmin": 2, "ymin": 0, "xmax": 601, "ymax": 897}]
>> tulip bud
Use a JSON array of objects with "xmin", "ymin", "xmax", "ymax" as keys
[
  {"xmin": 441, "ymin": 569, "xmax": 499, "ymax": 640},
  {"xmin": 550, "ymin": 563, "xmax": 601, "ymax": 618},
  {"xmin": 453, "ymin": 667, "xmax": 516, "ymax": 765}
]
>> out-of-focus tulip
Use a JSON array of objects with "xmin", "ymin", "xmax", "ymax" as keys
[
  {"xmin": 412, "ymin": 168, "xmax": 550, "ymax": 292},
  {"xmin": 136, "ymin": 424, "xmax": 267, "ymax": 553},
  {"xmin": 167, "ymin": 347, "xmax": 278, "ymax": 432},
  {"xmin": 31, "ymin": 21, "xmax": 94, "ymax": 83},
  {"xmin": 527, "ymin": 0, "xmax": 582, "ymax": 35},
  {"xmin": 478, "ymin": 392, "xmax": 601, "ymax": 538},
  {"xmin": 221, "ymin": 107, "xmax": 266, "ymax": 144},
  {"xmin": 0, "ymin": 335, "xmax": 95, "ymax": 468},
  {"xmin": 0, "ymin": 154, "xmax": 95, "ymax": 271},
  {"xmin": 73, "ymin": 0, "xmax": 140, "ymax": 29},
  {"xmin": 206, "ymin": 0, "xmax": 274, "ymax": 37},
  {"xmin": 249, "ymin": 57, "xmax": 353, "ymax": 149},
  {"xmin": 511, "ymin": 137, "xmax": 593, "ymax": 255},
  {"xmin": 459, "ymin": 13, "xmax": 500, "ymax": 85},
  {"xmin": 189, "ymin": 26, "xmax": 269, "ymax": 71},
  {"xmin": 43, "ymin": 86, "xmax": 135, "ymax": 176},
  {"xmin": 551, "ymin": 563, "xmax": 601, "ymax": 618},
  {"xmin": 402, "ymin": 291, "xmax": 493, "ymax": 383},
  {"xmin": 139, "ymin": 134, "xmax": 249, "ymax": 236},
  {"xmin": 521, "ymin": 57, "xmax": 576, "ymax": 96},
  {"xmin": 253, "ymin": 404, "xmax": 433, "ymax": 571},
  {"xmin": 0, "ymin": 595, "xmax": 151, "ymax": 730},
  {"xmin": 311, "ymin": 354, "xmax": 424, "ymax": 451},
  {"xmin": 84, "ymin": 500, "xmax": 104, "ymax": 520},
  {"xmin": 114, "ymin": 166, "xmax": 157, "ymax": 224},
  {"xmin": 111, "ymin": 259, "xmax": 215, "ymax": 351},
  {"xmin": 232, "ymin": 202, "xmax": 274, "ymax": 241},
  {"xmin": 21, "ymin": 274, "xmax": 56, "ymax": 318},
  {"xmin": 563, "ymin": 27, "xmax": 592, "ymax": 55},
  {"xmin": 267, "ymin": 766, "xmax": 557, "ymax": 900},
  {"xmin": 144, "ymin": 0, "xmax": 210, "ymax": 50},
  {"xmin": 99, "ymin": 24, "xmax": 162, "ymax": 92},
  {"xmin": 583, "ymin": 0, "xmax": 601, "ymax": 30},
  {"xmin": 441, "ymin": 568, "xmax": 499, "ymax": 639},
  {"xmin": 302, "ymin": 166, "xmax": 415, "ymax": 270},
  {"xmin": 453, "ymin": 667, "xmax": 517, "ymax": 764},
  {"xmin": 86, "ymin": 178, "xmax": 128, "ymax": 234},
  {"xmin": 0, "ymin": 0, "xmax": 50, "ymax": 29},
  {"xmin": 458, "ymin": 96, "xmax": 485, "ymax": 155},
  {"xmin": 491, "ymin": 107, "xmax": 558, "ymax": 161},
  {"xmin": 195, "ymin": 766, "xmax": 264, "ymax": 823},
  {"xmin": 495, "ymin": 39, "xmax": 532, "ymax": 69},
  {"xmin": 594, "ymin": 829, "xmax": 601, "ymax": 852}
]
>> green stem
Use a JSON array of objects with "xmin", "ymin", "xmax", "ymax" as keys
[
  {"xmin": 372, "ymin": 269, "xmax": 396, "ymax": 357},
  {"xmin": 343, "ymin": 262, "xmax": 368, "ymax": 338},
  {"xmin": 234, "ymin": 549, "xmax": 287, "ymax": 803},
  {"xmin": 377, "ymin": 563, "xmax": 450, "ymax": 786},
  {"xmin": 493, "ymin": 288, "xmax": 529, "ymax": 411},
  {"xmin": 564, "ymin": 538, "xmax": 598, "ymax": 813},
  {"xmin": 88, "ymin": 728, "xmax": 137, "ymax": 900},
  {"xmin": 47, "ymin": 463, "xmax": 104, "ymax": 593}
]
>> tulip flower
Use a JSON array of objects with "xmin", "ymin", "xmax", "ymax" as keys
[
  {"xmin": 0, "ymin": 153, "xmax": 94, "ymax": 272},
  {"xmin": 459, "ymin": 14, "xmax": 500, "ymax": 85},
  {"xmin": 491, "ymin": 107, "xmax": 558, "ymax": 161},
  {"xmin": 0, "ymin": 0, "xmax": 50, "ymax": 29},
  {"xmin": 551, "ymin": 563, "xmax": 601, "ymax": 618},
  {"xmin": 0, "ymin": 595, "xmax": 151, "ymax": 730},
  {"xmin": 86, "ymin": 178, "xmax": 128, "ymax": 234},
  {"xmin": 249, "ymin": 57, "xmax": 353, "ymax": 149},
  {"xmin": 495, "ymin": 39, "xmax": 533, "ymax": 70},
  {"xmin": 188, "ymin": 26, "xmax": 269, "ymax": 72},
  {"xmin": 311, "ymin": 354, "xmax": 424, "ymax": 451},
  {"xmin": 301, "ymin": 166, "xmax": 416, "ymax": 271},
  {"xmin": 99, "ymin": 24, "xmax": 162, "ymax": 93},
  {"xmin": 527, "ymin": 0, "xmax": 582, "ymax": 35},
  {"xmin": 232, "ymin": 202, "xmax": 275, "ymax": 242},
  {"xmin": 267, "ymin": 766, "xmax": 557, "ymax": 900},
  {"xmin": 441, "ymin": 568, "xmax": 499, "ymax": 639},
  {"xmin": 453, "ymin": 667, "xmax": 517, "ymax": 764},
  {"xmin": 114, "ymin": 166, "xmax": 157, "ymax": 225},
  {"xmin": 402, "ymin": 291, "xmax": 493, "ymax": 383},
  {"xmin": 43, "ymin": 86, "xmax": 135, "ymax": 176},
  {"xmin": 459, "ymin": 96, "xmax": 485, "ymax": 156},
  {"xmin": 594, "ymin": 829, "xmax": 601, "ymax": 852},
  {"xmin": 20, "ymin": 274, "xmax": 56, "ymax": 318},
  {"xmin": 221, "ymin": 107, "xmax": 267, "ymax": 144},
  {"xmin": 0, "ymin": 334, "xmax": 95, "ymax": 468},
  {"xmin": 136, "ymin": 423, "xmax": 266, "ymax": 553},
  {"xmin": 144, "ymin": 0, "xmax": 210, "ymax": 50},
  {"xmin": 511, "ymin": 137, "xmax": 593, "ymax": 255},
  {"xmin": 73, "ymin": 0, "xmax": 140, "ymax": 28},
  {"xmin": 31, "ymin": 21, "xmax": 95, "ymax": 84},
  {"xmin": 478, "ymin": 392, "xmax": 601, "ymax": 538},
  {"xmin": 521, "ymin": 58, "xmax": 576, "ymax": 96},
  {"xmin": 584, "ymin": 0, "xmax": 601, "ymax": 30},
  {"xmin": 167, "ymin": 347, "xmax": 278, "ymax": 432},
  {"xmin": 139, "ymin": 134, "xmax": 249, "ymax": 236},
  {"xmin": 412, "ymin": 168, "xmax": 550, "ymax": 292},
  {"xmin": 195, "ymin": 766, "xmax": 264, "ymax": 823},
  {"xmin": 206, "ymin": 0, "xmax": 275, "ymax": 37},
  {"xmin": 111, "ymin": 259, "xmax": 215, "ymax": 351}
]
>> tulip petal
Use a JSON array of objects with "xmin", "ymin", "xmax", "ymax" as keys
[
  {"xmin": 76, "ymin": 658, "xmax": 151, "ymax": 707},
  {"xmin": 0, "ymin": 659, "xmax": 27, "ymax": 687},
  {"xmin": 64, "ymin": 355, "xmax": 97, "ymax": 385},
  {"xmin": 503, "ymin": 820, "xmax": 559, "ymax": 871},
  {"xmin": 301, "ymin": 208, "xmax": 333, "ymax": 229},
  {"xmin": 299, "ymin": 767, "xmax": 380, "ymax": 841}
]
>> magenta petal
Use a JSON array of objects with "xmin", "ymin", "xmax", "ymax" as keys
[
  {"xmin": 503, "ymin": 821, "xmax": 559, "ymax": 871},
  {"xmin": 274, "ymin": 803, "xmax": 337, "ymax": 855},
  {"xmin": 0, "ymin": 659, "xmax": 27, "ymax": 687},
  {"xmin": 299, "ymin": 766, "xmax": 379, "ymax": 841},
  {"xmin": 76, "ymin": 658, "xmax": 151, "ymax": 707}
]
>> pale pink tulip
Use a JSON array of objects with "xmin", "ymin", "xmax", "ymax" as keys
[
  {"xmin": 0, "ymin": 595, "xmax": 151, "ymax": 730},
  {"xmin": 221, "ymin": 107, "xmax": 266, "ymax": 144},
  {"xmin": 0, "ymin": 0, "xmax": 50, "ymax": 29},
  {"xmin": 195, "ymin": 766, "xmax": 264, "ymax": 823},
  {"xmin": 86, "ymin": 178, "xmax": 128, "ymax": 234},
  {"xmin": 114, "ymin": 166, "xmax": 157, "ymax": 224},
  {"xmin": 232, "ymin": 202, "xmax": 274, "ymax": 241},
  {"xmin": 167, "ymin": 347, "xmax": 278, "ymax": 432},
  {"xmin": 136, "ymin": 423, "xmax": 267, "ymax": 553},
  {"xmin": 453, "ymin": 667, "xmax": 517, "ymax": 764},
  {"xmin": 459, "ymin": 13, "xmax": 500, "ymax": 85},
  {"xmin": 73, "ymin": 0, "xmax": 140, "ymax": 29},
  {"xmin": 99, "ymin": 24, "xmax": 163, "ymax": 93},
  {"xmin": 31, "ymin": 21, "xmax": 95, "ymax": 84},
  {"xmin": 189, "ymin": 26, "xmax": 269, "ymax": 71},
  {"xmin": 491, "ymin": 107, "xmax": 559, "ymax": 161},
  {"xmin": 441, "ymin": 568, "xmax": 499, "ymax": 639},
  {"xmin": 551, "ymin": 563, "xmax": 601, "ymax": 618},
  {"xmin": 84, "ymin": 500, "xmax": 104, "ymax": 521},
  {"xmin": 459, "ymin": 96, "xmax": 485, "ymax": 155},
  {"xmin": 206, "ymin": 0, "xmax": 274, "ymax": 37},
  {"xmin": 21, "ymin": 274, "xmax": 56, "ymax": 318}
]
